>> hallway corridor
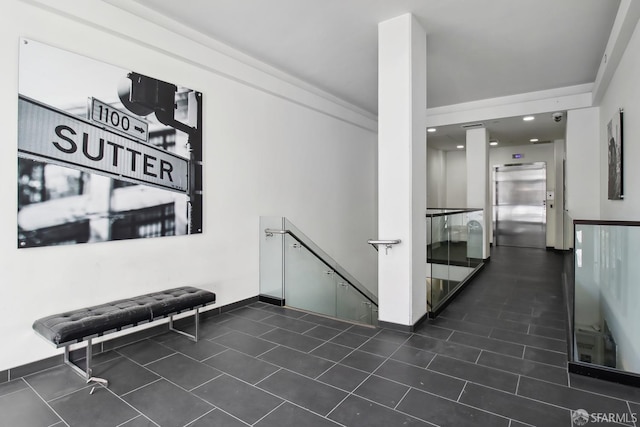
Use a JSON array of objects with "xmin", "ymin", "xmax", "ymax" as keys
[
  {"xmin": 1, "ymin": 247, "xmax": 639, "ymax": 427},
  {"xmin": 423, "ymin": 246, "xmax": 640, "ymax": 426}
]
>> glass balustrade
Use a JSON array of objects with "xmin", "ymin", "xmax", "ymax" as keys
[
  {"xmin": 259, "ymin": 216, "xmax": 285, "ymax": 303},
  {"xmin": 571, "ymin": 220, "xmax": 640, "ymax": 381},
  {"xmin": 259, "ymin": 216, "xmax": 377, "ymax": 326},
  {"xmin": 284, "ymin": 234, "xmax": 338, "ymax": 317},
  {"xmin": 426, "ymin": 208, "xmax": 485, "ymax": 315},
  {"xmin": 562, "ymin": 210, "xmax": 574, "ymax": 350}
]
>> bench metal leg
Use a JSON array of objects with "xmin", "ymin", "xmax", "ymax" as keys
[
  {"xmin": 169, "ymin": 307, "xmax": 200, "ymax": 342},
  {"xmin": 64, "ymin": 338, "xmax": 108, "ymax": 394}
]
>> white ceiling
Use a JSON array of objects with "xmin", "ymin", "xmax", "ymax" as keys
[
  {"xmin": 427, "ymin": 112, "xmax": 567, "ymax": 151},
  {"xmin": 104, "ymin": 0, "xmax": 620, "ymax": 148}
]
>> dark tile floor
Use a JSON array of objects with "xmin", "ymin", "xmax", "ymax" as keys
[{"xmin": 2, "ymin": 246, "xmax": 639, "ymax": 427}]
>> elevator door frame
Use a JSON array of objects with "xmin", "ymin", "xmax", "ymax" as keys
[{"xmin": 493, "ymin": 162, "xmax": 547, "ymax": 249}]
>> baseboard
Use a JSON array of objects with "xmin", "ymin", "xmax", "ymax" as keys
[
  {"xmin": 568, "ymin": 361, "xmax": 640, "ymax": 388},
  {"xmin": 259, "ymin": 294, "xmax": 285, "ymax": 306},
  {"xmin": 219, "ymin": 296, "xmax": 260, "ymax": 314},
  {"xmin": 412, "ymin": 312, "xmax": 429, "ymax": 330},
  {"xmin": 2, "ymin": 296, "xmax": 259, "ymax": 383},
  {"xmin": 4, "ymin": 354, "xmax": 64, "ymax": 382},
  {"xmin": 379, "ymin": 312, "xmax": 429, "ymax": 333},
  {"xmin": 546, "ymin": 247, "xmax": 572, "ymax": 253},
  {"xmin": 377, "ymin": 320, "xmax": 413, "ymax": 333}
]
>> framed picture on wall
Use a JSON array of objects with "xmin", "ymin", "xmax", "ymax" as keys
[
  {"xmin": 17, "ymin": 38, "xmax": 203, "ymax": 248},
  {"xmin": 607, "ymin": 109, "xmax": 624, "ymax": 200}
]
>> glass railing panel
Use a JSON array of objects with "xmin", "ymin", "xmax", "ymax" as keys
[
  {"xmin": 428, "ymin": 277, "xmax": 448, "ymax": 309},
  {"xmin": 426, "ymin": 216, "xmax": 432, "ymax": 311},
  {"xmin": 427, "ymin": 213, "xmax": 451, "ymax": 311},
  {"xmin": 427, "ymin": 214, "xmax": 449, "ymax": 264},
  {"xmin": 564, "ymin": 210, "xmax": 574, "ymax": 250},
  {"xmin": 447, "ymin": 212, "xmax": 469, "ymax": 267},
  {"xmin": 337, "ymin": 281, "xmax": 373, "ymax": 325},
  {"xmin": 259, "ymin": 216, "xmax": 284, "ymax": 301},
  {"xmin": 427, "ymin": 213, "xmax": 448, "ymax": 311},
  {"xmin": 573, "ymin": 221, "xmax": 640, "ymax": 375},
  {"xmin": 260, "ymin": 216, "xmax": 377, "ymax": 326},
  {"xmin": 426, "ymin": 208, "xmax": 485, "ymax": 314},
  {"xmin": 283, "ymin": 218, "xmax": 377, "ymax": 305},
  {"xmin": 284, "ymin": 234, "xmax": 337, "ymax": 318},
  {"xmin": 426, "ymin": 215, "xmax": 433, "ymax": 262},
  {"xmin": 467, "ymin": 210, "xmax": 484, "ymax": 266}
]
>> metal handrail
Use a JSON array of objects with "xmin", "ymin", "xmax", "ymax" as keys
[
  {"xmin": 426, "ymin": 208, "xmax": 483, "ymax": 218},
  {"xmin": 265, "ymin": 228, "xmax": 288, "ymax": 236},
  {"xmin": 367, "ymin": 239, "xmax": 401, "ymax": 253},
  {"xmin": 367, "ymin": 239, "xmax": 401, "ymax": 246},
  {"xmin": 265, "ymin": 227, "xmax": 378, "ymax": 306}
]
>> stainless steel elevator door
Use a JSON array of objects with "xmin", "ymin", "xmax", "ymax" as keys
[{"xmin": 493, "ymin": 162, "xmax": 547, "ymax": 248}]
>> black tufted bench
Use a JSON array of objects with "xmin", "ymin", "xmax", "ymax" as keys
[{"xmin": 33, "ymin": 286, "xmax": 216, "ymax": 391}]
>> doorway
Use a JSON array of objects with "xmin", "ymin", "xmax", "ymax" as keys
[{"xmin": 493, "ymin": 162, "xmax": 546, "ymax": 248}]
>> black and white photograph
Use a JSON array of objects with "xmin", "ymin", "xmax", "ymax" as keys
[
  {"xmin": 17, "ymin": 38, "xmax": 203, "ymax": 248},
  {"xmin": 607, "ymin": 109, "xmax": 623, "ymax": 200}
]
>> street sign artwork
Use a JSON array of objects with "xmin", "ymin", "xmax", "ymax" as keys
[
  {"xmin": 17, "ymin": 38, "xmax": 202, "ymax": 248},
  {"xmin": 19, "ymin": 96, "xmax": 188, "ymax": 193}
]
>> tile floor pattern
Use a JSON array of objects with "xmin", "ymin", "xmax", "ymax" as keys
[{"xmin": 2, "ymin": 247, "xmax": 640, "ymax": 427}]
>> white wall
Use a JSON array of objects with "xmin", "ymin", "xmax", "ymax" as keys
[
  {"xmin": 566, "ymin": 107, "xmax": 601, "ymax": 220},
  {"xmin": 426, "ymin": 146, "xmax": 446, "ymax": 208},
  {"xmin": 0, "ymin": 1, "xmax": 377, "ymax": 370},
  {"xmin": 599, "ymin": 16, "xmax": 640, "ymax": 219},
  {"xmin": 445, "ymin": 150, "xmax": 467, "ymax": 208}
]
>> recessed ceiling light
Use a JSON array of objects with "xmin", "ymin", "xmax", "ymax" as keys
[
  {"xmin": 530, "ymin": 138, "xmax": 539, "ymax": 142},
  {"xmin": 490, "ymin": 141, "xmax": 498, "ymax": 146},
  {"xmin": 523, "ymin": 116, "xmax": 535, "ymax": 121},
  {"xmin": 427, "ymin": 128, "xmax": 437, "ymax": 133},
  {"xmin": 457, "ymin": 145, "xmax": 464, "ymax": 149}
]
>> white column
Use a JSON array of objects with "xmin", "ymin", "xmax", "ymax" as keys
[
  {"xmin": 377, "ymin": 14, "xmax": 427, "ymax": 327},
  {"xmin": 466, "ymin": 128, "xmax": 490, "ymax": 259}
]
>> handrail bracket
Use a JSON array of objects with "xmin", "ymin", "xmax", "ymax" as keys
[
  {"xmin": 367, "ymin": 239, "xmax": 401, "ymax": 254},
  {"xmin": 265, "ymin": 228, "xmax": 288, "ymax": 238}
]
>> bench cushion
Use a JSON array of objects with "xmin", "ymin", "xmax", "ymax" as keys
[
  {"xmin": 33, "ymin": 286, "xmax": 216, "ymax": 346},
  {"xmin": 144, "ymin": 287, "xmax": 217, "ymax": 319}
]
